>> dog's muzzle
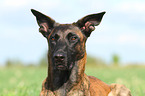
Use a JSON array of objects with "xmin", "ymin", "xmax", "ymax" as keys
[{"xmin": 53, "ymin": 52, "xmax": 67, "ymax": 70}]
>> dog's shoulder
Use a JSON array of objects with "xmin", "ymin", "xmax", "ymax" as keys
[{"xmin": 88, "ymin": 76, "xmax": 111, "ymax": 96}]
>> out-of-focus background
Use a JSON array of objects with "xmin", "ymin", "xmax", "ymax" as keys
[{"xmin": 0, "ymin": 0, "xmax": 145, "ymax": 96}]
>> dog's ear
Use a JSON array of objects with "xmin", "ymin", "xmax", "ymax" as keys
[
  {"xmin": 31, "ymin": 9, "xmax": 58, "ymax": 37},
  {"xmin": 75, "ymin": 12, "xmax": 105, "ymax": 37}
]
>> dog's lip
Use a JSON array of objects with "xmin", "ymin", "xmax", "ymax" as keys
[
  {"xmin": 56, "ymin": 63, "xmax": 66, "ymax": 68},
  {"xmin": 56, "ymin": 64, "xmax": 67, "ymax": 70},
  {"xmin": 57, "ymin": 65, "xmax": 65, "ymax": 68}
]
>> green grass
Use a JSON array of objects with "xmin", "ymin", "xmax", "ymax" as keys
[
  {"xmin": 0, "ymin": 67, "xmax": 47, "ymax": 96},
  {"xmin": 0, "ymin": 66, "xmax": 145, "ymax": 96}
]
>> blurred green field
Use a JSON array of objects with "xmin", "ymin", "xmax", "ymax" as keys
[{"xmin": 0, "ymin": 66, "xmax": 145, "ymax": 96}]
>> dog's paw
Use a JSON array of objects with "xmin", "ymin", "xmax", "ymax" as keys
[{"xmin": 108, "ymin": 84, "xmax": 132, "ymax": 96}]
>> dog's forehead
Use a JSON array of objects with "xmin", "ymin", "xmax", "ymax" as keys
[{"xmin": 52, "ymin": 24, "xmax": 82, "ymax": 36}]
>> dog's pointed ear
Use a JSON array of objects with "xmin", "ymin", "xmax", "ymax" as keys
[
  {"xmin": 31, "ymin": 9, "xmax": 58, "ymax": 37},
  {"xmin": 75, "ymin": 12, "xmax": 106, "ymax": 37}
]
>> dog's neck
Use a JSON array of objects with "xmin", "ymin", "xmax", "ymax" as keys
[{"xmin": 46, "ymin": 52, "xmax": 87, "ymax": 92}]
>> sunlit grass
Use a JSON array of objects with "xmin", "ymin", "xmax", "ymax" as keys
[
  {"xmin": 0, "ymin": 67, "xmax": 47, "ymax": 96},
  {"xmin": 0, "ymin": 66, "xmax": 145, "ymax": 96}
]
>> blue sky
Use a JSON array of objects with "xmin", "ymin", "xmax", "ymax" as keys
[{"xmin": 0, "ymin": 0, "xmax": 145, "ymax": 65}]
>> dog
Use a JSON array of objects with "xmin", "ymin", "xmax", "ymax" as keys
[{"xmin": 31, "ymin": 9, "xmax": 132, "ymax": 96}]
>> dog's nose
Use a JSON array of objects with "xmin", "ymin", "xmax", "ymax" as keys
[{"xmin": 54, "ymin": 53, "xmax": 65, "ymax": 61}]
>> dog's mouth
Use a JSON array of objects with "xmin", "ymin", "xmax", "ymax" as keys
[
  {"xmin": 54, "ymin": 62, "xmax": 74, "ymax": 71},
  {"xmin": 54, "ymin": 60, "xmax": 67, "ymax": 70},
  {"xmin": 56, "ymin": 64, "xmax": 67, "ymax": 70}
]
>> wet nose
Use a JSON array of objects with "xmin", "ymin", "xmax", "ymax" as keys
[{"xmin": 54, "ymin": 53, "xmax": 65, "ymax": 61}]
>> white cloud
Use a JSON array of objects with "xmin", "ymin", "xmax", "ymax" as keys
[
  {"xmin": 117, "ymin": 1, "xmax": 145, "ymax": 13},
  {"xmin": 118, "ymin": 34, "xmax": 138, "ymax": 44},
  {"xmin": 88, "ymin": 26, "xmax": 145, "ymax": 48},
  {"xmin": 2, "ymin": 0, "xmax": 28, "ymax": 8},
  {"xmin": 114, "ymin": 1, "xmax": 145, "ymax": 22},
  {"xmin": 0, "ymin": 0, "xmax": 61, "ymax": 12}
]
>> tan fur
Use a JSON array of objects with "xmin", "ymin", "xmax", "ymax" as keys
[
  {"xmin": 89, "ymin": 76, "xmax": 111, "ymax": 96},
  {"xmin": 108, "ymin": 84, "xmax": 132, "ymax": 96}
]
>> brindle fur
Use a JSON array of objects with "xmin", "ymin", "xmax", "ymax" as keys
[{"xmin": 31, "ymin": 9, "xmax": 132, "ymax": 96}]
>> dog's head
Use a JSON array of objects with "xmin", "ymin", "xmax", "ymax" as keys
[{"xmin": 31, "ymin": 9, "xmax": 105, "ymax": 71}]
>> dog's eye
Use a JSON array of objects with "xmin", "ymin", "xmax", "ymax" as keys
[
  {"xmin": 70, "ymin": 36, "xmax": 77, "ymax": 41},
  {"xmin": 51, "ymin": 37, "xmax": 55, "ymax": 41},
  {"xmin": 50, "ymin": 34, "xmax": 59, "ymax": 41}
]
